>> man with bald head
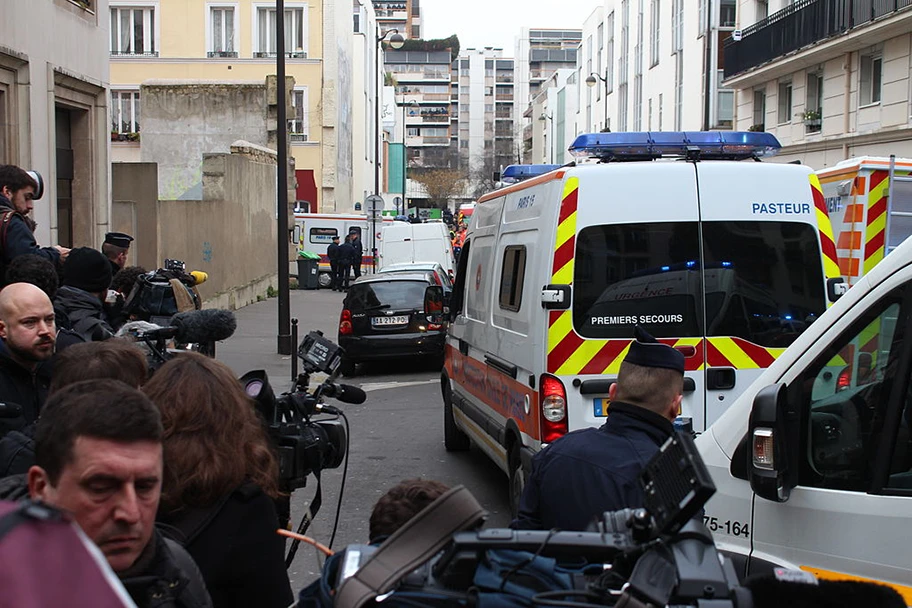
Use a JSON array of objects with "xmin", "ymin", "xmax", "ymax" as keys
[{"xmin": 0, "ymin": 282, "xmax": 56, "ymax": 438}]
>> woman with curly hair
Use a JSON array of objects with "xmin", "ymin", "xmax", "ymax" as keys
[{"xmin": 143, "ymin": 352, "xmax": 293, "ymax": 608}]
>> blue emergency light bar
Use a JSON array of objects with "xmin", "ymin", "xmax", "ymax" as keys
[
  {"xmin": 568, "ymin": 131, "xmax": 781, "ymax": 161},
  {"xmin": 501, "ymin": 164, "xmax": 561, "ymax": 184}
]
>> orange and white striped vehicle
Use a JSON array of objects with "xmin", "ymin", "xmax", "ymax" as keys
[{"xmin": 441, "ymin": 131, "xmax": 844, "ymax": 513}]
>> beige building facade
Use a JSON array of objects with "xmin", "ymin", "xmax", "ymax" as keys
[{"xmin": 0, "ymin": 0, "xmax": 111, "ymax": 248}]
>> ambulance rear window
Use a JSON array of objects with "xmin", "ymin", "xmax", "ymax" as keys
[{"xmin": 573, "ymin": 221, "xmax": 826, "ymax": 347}]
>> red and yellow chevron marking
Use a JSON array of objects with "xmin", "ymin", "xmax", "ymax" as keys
[
  {"xmin": 551, "ymin": 177, "xmax": 579, "ymax": 284},
  {"xmin": 863, "ymin": 170, "xmax": 890, "ymax": 276},
  {"xmin": 809, "ymin": 174, "xmax": 840, "ymax": 283}
]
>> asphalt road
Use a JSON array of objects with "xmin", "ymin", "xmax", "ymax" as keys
[{"xmin": 218, "ymin": 287, "xmax": 511, "ymax": 593}]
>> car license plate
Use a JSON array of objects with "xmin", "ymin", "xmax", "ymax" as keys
[
  {"xmin": 593, "ymin": 398, "xmax": 611, "ymax": 417},
  {"xmin": 372, "ymin": 315, "xmax": 408, "ymax": 326}
]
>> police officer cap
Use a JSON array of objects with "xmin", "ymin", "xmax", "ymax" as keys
[
  {"xmin": 624, "ymin": 325, "xmax": 685, "ymax": 374},
  {"xmin": 104, "ymin": 232, "xmax": 134, "ymax": 248},
  {"xmin": 332, "ymin": 235, "xmax": 340, "ymax": 241}
]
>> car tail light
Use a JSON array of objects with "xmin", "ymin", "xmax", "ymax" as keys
[
  {"xmin": 836, "ymin": 366, "xmax": 851, "ymax": 391},
  {"xmin": 539, "ymin": 374, "xmax": 567, "ymax": 443},
  {"xmin": 339, "ymin": 309, "xmax": 353, "ymax": 335}
]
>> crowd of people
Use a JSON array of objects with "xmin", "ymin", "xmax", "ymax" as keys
[{"xmin": 325, "ymin": 231, "xmax": 363, "ymax": 291}]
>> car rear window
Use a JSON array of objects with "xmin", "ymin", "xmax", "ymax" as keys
[
  {"xmin": 572, "ymin": 221, "xmax": 825, "ymax": 347},
  {"xmin": 347, "ymin": 280, "xmax": 428, "ymax": 311}
]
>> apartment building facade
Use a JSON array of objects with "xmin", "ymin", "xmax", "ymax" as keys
[
  {"xmin": 108, "ymin": 0, "xmax": 373, "ymax": 212},
  {"xmin": 454, "ymin": 48, "xmax": 517, "ymax": 195},
  {"xmin": 528, "ymin": 69, "xmax": 578, "ymax": 165},
  {"xmin": 515, "ymin": 28, "xmax": 581, "ymax": 162},
  {"xmin": 0, "ymin": 0, "xmax": 110, "ymax": 249},
  {"xmin": 372, "ymin": 0, "xmax": 421, "ymax": 40},
  {"xmin": 726, "ymin": 0, "xmax": 912, "ymax": 168}
]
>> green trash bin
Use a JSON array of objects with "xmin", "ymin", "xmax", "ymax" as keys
[{"xmin": 296, "ymin": 256, "xmax": 320, "ymax": 290}]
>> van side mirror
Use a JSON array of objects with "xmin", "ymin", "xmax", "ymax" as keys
[
  {"xmin": 748, "ymin": 383, "xmax": 796, "ymax": 502},
  {"xmin": 827, "ymin": 277, "xmax": 847, "ymax": 302}
]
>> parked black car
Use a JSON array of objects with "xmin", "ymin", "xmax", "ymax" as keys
[{"xmin": 337, "ymin": 273, "xmax": 448, "ymax": 375}]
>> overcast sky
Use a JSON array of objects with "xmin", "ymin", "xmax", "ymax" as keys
[{"xmin": 421, "ymin": 0, "xmax": 600, "ymax": 53}]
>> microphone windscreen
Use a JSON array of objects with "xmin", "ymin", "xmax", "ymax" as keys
[
  {"xmin": 335, "ymin": 383, "xmax": 367, "ymax": 405},
  {"xmin": 744, "ymin": 574, "xmax": 906, "ymax": 608},
  {"xmin": 190, "ymin": 271, "xmax": 208, "ymax": 285},
  {"xmin": 171, "ymin": 309, "xmax": 237, "ymax": 343}
]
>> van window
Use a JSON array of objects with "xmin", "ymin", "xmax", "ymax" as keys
[
  {"xmin": 346, "ymin": 280, "xmax": 428, "ymax": 311},
  {"xmin": 499, "ymin": 246, "xmax": 527, "ymax": 312},
  {"xmin": 573, "ymin": 222, "xmax": 703, "ymax": 339},
  {"xmin": 792, "ymin": 288, "xmax": 910, "ymax": 493},
  {"xmin": 310, "ymin": 227, "xmax": 338, "ymax": 244},
  {"xmin": 450, "ymin": 239, "xmax": 470, "ymax": 317}
]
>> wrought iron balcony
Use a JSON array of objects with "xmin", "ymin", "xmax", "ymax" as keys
[{"xmin": 724, "ymin": 0, "xmax": 912, "ymax": 79}]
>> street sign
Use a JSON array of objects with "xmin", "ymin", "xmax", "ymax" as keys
[{"xmin": 366, "ymin": 194, "xmax": 384, "ymax": 213}]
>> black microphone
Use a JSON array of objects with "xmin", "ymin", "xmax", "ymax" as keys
[
  {"xmin": 0, "ymin": 402, "xmax": 23, "ymax": 419},
  {"xmin": 323, "ymin": 383, "xmax": 367, "ymax": 405},
  {"xmin": 143, "ymin": 309, "xmax": 237, "ymax": 343}
]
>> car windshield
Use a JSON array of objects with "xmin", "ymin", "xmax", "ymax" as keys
[{"xmin": 347, "ymin": 280, "xmax": 428, "ymax": 312}]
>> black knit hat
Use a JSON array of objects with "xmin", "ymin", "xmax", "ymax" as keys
[
  {"xmin": 62, "ymin": 247, "xmax": 113, "ymax": 293},
  {"xmin": 624, "ymin": 325, "xmax": 685, "ymax": 374}
]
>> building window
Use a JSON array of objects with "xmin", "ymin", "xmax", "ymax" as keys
[
  {"xmin": 208, "ymin": 5, "xmax": 237, "ymax": 57},
  {"xmin": 606, "ymin": 11, "xmax": 614, "ymax": 93},
  {"xmin": 111, "ymin": 90, "xmax": 140, "ymax": 139},
  {"xmin": 256, "ymin": 6, "xmax": 307, "ymax": 57},
  {"xmin": 672, "ymin": 0, "xmax": 684, "ymax": 52},
  {"xmin": 619, "ymin": 82, "xmax": 628, "ymax": 131},
  {"xmin": 633, "ymin": 75, "xmax": 642, "ymax": 130},
  {"xmin": 716, "ymin": 70, "xmax": 733, "ymax": 128},
  {"xmin": 720, "ymin": 0, "xmax": 736, "ymax": 27},
  {"xmin": 291, "ymin": 87, "xmax": 308, "ymax": 141},
  {"xmin": 805, "ymin": 71, "xmax": 823, "ymax": 133},
  {"xmin": 110, "ymin": 6, "xmax": 156, "ymax": 56},
  {"xmin": 752, "ymin": 89, "xmax": 766, "ymax": 130},
  {"xmin": 674, "ymin": 52, "xmax": 683, "ymax": 130},
  {"xmin": 778, "ymin": 81, "xmax": 792, "ymax": 124},
  {"xmin": 649, "ymin": 0, "xmax": 660, "ymax": 67},
  {"xmin": 860, "ymin": 54, "xmax": 882, "ymax": 106}
]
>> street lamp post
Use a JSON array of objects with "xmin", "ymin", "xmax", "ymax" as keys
[
  {"xmin": 538, "ymin": 112, "xmax": 553, "ymax": 163},
  {"xmin": 373, "ymin": 28, "xmax": 405, "ymax": 271},
  {"xmin": 585, "ymin": 71, "xmax": 610, "ymax": 132}
]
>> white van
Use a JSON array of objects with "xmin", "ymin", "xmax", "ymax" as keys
[
  {"xmin": 698, "ymin": 231, "xmax": 912, "ymax": 600},
  {"xmin": 379, "ymin": 221, "xmax": 456, "ymax": 278},
  {"xmin": 442, "ymin": 131, "xmax": 845, "ymax": 513}
]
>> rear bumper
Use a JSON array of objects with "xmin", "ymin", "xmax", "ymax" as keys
[{"xmin": 339, "ymin": 331, "xmax": 446, "ymax": 361}]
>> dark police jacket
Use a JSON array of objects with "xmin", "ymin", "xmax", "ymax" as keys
[
  {"xmin": 511, "ymin": 401, "xmax": 674, "ymax": 532},
  {"xmin": 327, "ymin": 242, "xmax": 340, "ymax": 264},
  {"xmin": 0, "ymin": 339, "xmax": 52, "ymax": 439},
  {"xmin": 0, "ymin": 194, "xmax": 62, "ymax": 283},
  {"xmin": 337, "ymin": 241, "xmax": 356, "ymax": 265}
]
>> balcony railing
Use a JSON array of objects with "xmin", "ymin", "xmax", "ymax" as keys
[
  {"xmin": 253, "ymin": 51, "xmax": 308, "ymax": 58},
  {"xmin": 110, "ymin": 50, "xmax": 159, "ymax": 57},
  {"xmin": 207, "ymin": 51, "xmax": 238, "ymax": 58},
  {"xmin": 724, "ymin": 0, "xmax": 912, "ymax": 78}
]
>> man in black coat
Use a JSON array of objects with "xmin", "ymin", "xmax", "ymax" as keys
[
  {"xmin": 511, "ymin": 326, "xmax": 684, "ymax": 532},
  {"xmin": 0, "ymin": 165, "xmax": 69, "ymax": 285},
  {"xmin": 327, "ymin": 235, "xmax": 341, "ymax": 291},
  {"xmin": 349, "ymin": 230, "xmax": 364, "ymax": 279},
  {"xmin": 0, "ymin": 283, "xmax": 55, "ymax": 440},
  {"xmin": 54, "ymin": 247, "xmax": 115, "ymax": 344},
  {"xmin": 337, "ymin": 235, "xmax": 356, "ymax": 291}
]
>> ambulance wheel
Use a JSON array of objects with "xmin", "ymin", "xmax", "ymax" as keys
[
  {"xmin": 318, "ymin": 272, "xmax": 332, "ymax": 288},
  {"xmin": 443, "ymin": 380, "xmax": 469, "ymax": 452},
  {"xmin": 508, "ymin": 443, "xmax": 525, "ymax": 519}
]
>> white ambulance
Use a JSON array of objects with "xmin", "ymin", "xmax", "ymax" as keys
[
  {"xmin": 441, "ymin": 131, "xmax": 845, "ymax": 513},
  {"xmin": 294, "ymin": 212, "xmax": 386, "ymax": 285},
  {"xmin": 817, "ymin": 155, "xmax": 912, "ymax": 287},
  {"xmin": 698, "ymin": 230, "xmax": 912, "ymax": 601}
]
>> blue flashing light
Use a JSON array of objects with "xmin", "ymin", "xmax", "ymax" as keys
[
  {"xmin": 568, "ymin": 131, "xmax": 781, "ymax": 161},
  {"xmin": 686, "ymin": 261, "xmax": 696, "ymax": 267},
  {"xmin": 501, "ymin": 164, "xmax": 561, "ymax": 184},
  {"xmin": 661, "ymin": 265, "xmax": 671, "ymax": 271},
  {"xmin": 721, "ymin": 261, "xmax": 732, "ymax": 267}
]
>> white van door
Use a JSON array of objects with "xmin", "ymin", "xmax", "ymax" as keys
[
  {"xmin": 749, "ymin": 271, "xmax": 912, "ymax": 597},
  {"xmin": 695, "ymin": 162, "xmax": 828, "ymax": 429}
]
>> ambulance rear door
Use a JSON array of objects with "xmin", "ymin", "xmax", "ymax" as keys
[
  {"xmin": 565, "ymin": 162, "xmax": 706, "ymax": 431},
  {"xmin": 695, "ymin": 161, "xmax": 828, "ymax": 428}
]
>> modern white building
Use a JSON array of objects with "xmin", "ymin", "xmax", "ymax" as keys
[
  {"xmin": 0, "ymin": 0, "xmax": 110, "ymax": 248},
  {"xmin": 353, "ymin": 0, "xmax": 383, "ymax": 207},
  {"xmin": 529, "ymin": 69, "xmax": 578, "ymax": 165},
  {"xmin": 726, "ymin": 0, "xmax": 912, "ymax": 168}
]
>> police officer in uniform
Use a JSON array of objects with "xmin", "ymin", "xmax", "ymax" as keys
[
  {"xmin": 511, "ymin": 326, "xmax": 684, "ymax": 532},
  {"xmin": 102, "ymin": 232, "xmax": 134, "ymax": 276},
  {"xmin": 327, "ymin": 235, "xmax": 341, "ymax": 291}
]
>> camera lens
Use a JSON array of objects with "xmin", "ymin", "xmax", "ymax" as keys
[{"xmin": 244, "ymin": 379, "xmax": 264, "ymax": 398}]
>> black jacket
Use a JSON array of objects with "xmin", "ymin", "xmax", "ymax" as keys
[
  {"xmin": 54, "ymin": 286, "xmax": 115, "ymax": 342},
  {"xmin": 511, "ymin": 402, "xmax": 674, "ymax": 532},
  {"xmin": 350, "ymin": 237, "xmax": 364, "ymax": 258},
  {"xmin": 0, "ymin": 194, "xmax": 62, "ymax": 281},
  {"xmin": 337, "ymin": 242, "xmax": 356, "ymax": 265},
  {"xmin": 0, "ymin": 339, "xmax": 52, "ymax": 439},
  {"xmin": 327, "ymin": 242, "xmax": 340, "ymax": 263},
  {"xmin": 158, "ymin": 484, "xmax": 293, "ymax": 608}
]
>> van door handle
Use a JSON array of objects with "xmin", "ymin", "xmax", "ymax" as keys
[
  {"xmin": 707, "ymin": 367, "xmax": 736, "ymax": 390},
  {"xmin": 459, "ymin": 339, "xmax": 469, "ymax": 356}
]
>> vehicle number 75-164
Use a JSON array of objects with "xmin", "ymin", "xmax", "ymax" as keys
[{"xmin": 703, "ymin": 516, "xmax": 750, "ymax": 538}]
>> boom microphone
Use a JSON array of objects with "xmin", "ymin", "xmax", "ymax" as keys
[
  {"xmin": 323, "ymin": 382, "xmax": 367, "ymax": 405},
  {"xmin": 143, "ymin": 309, "xmax": 237, "ymax": 343}
]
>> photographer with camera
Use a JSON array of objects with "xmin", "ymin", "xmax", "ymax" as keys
[
  {"xmin": 143, "ymin": 352, "xmax": 293, "ymax": 608},
  {"xmin": 512, "ymin": 326, "xmax": 684, "ymax": 532}
]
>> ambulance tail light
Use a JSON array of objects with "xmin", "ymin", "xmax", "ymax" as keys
[
  {"xmin": 540, "ymin": 374, "xmax": 568, "ymax": 443},
  {"xmin": 339, "ymin": 309, "xmax": 353, "ymax": 336},
  {"xmin": 568, "ymin": 131, "xmax": 781, "ymax": 162}
]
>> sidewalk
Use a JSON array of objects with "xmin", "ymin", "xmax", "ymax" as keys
[{"xmin": 217, "ymin": 287, "xmax": 347, "ymax": 390}]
